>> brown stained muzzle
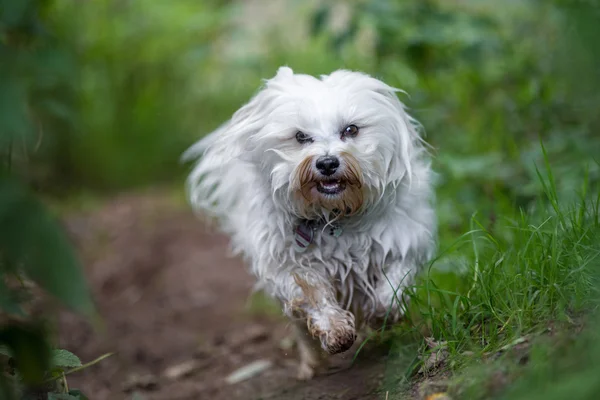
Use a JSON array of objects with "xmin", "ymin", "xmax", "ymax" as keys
[{"xmin": 292, "ymin": 152, "xmax": 364, "ymax": 218}]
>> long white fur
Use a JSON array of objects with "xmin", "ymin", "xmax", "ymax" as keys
[{"xmin": 185, "ymin": 67, "xmax": 436, "ymax": 326}]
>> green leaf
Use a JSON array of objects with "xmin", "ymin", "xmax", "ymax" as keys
[
  {"xmin": 51, "ymin": 349, "xmax": 82, "ymax": 368},
  {"xmin": 0, "ymin": 324, "xmax": 51, "ymax": 385},
  {"xmin": 0, "ymin": 177, "xmax": 94, "ymax": 315}
]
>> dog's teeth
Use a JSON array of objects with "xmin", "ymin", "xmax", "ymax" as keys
[
  {"xmin": 316, "ymin": 180, "xmax": 345, "ymax": 194},
  {"xmin": 320, "ymin": 181, "xmax": 340, "ymax": 188}
]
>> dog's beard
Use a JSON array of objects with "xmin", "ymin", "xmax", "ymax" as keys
[{"xmin": 291, "ymin": 152, "xmax": 364, "ymax": 221}]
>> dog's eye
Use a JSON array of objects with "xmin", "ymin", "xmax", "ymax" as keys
[
  {"xmin": 295, "ymin": 131, "xmax": 313, "ymax": 144},
  {"xmin": 341, "ymin": 125, "xmax": 359, "ymax": 139}
]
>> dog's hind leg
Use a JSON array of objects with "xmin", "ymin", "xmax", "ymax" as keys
[{"xmin": 293, "ymin": 320, "xmax": 324, "ymax": 380}]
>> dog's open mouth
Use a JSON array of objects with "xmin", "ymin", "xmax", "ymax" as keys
[{"xmin": 316, "ymin": 180, "xmax": 346, "ymax": 195}]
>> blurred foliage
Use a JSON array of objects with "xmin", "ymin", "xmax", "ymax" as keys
[
  {"xmin": 343, "ymin": 0, "xmax": 599, "ymax": 242},
  {"xmin": 0, "ymin": 0, "xmax": 77, "ymax": 188},
  {"xmin": 496, "ymin": 1, "xmax": 600, "ymax": 399},
  {"xmin": 50, "ymin": 0, "xmax": 232, "ymax": 189},
  {"xmin": 1, "ymin": 0, "xmax": 95, "ymax": 398},
  {"xmin": 3, "ymin": 0, "xmax": 233, "ymax": 190},
  {"xmin": 0, "ymin": 177, "xmax": 93, "ymax": 315},
  {"xmin": 12, "ymin": 0, "xmax": 594, "ymax": 228}
]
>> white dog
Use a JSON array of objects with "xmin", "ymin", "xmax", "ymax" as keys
[{"xmin": 183, "ymin": 67, "xmax": 436, "ymax": 379}]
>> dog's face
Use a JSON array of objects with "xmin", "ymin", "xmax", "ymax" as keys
[{"xmin": 221, "ymin": 67, "xmax": 422, "ymax": 221}]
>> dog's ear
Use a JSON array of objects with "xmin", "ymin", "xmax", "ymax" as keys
[
  {"xmin": 183, "ymin": 87, "xmax": 273, "ymax": 166},
  {"xmin": 183, "ymin": 66, "xmax": 296, "ymax": 166},
  {"xmin": 367, "ymin": 79, "xmax": 426, "ymax": 185},
  {"xmin": 274, "ymin": 66, "xmax": 294, "ymax": 79}
]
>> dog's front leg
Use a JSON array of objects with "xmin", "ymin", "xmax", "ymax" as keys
[
  {"xmin": 288, "ymin": 273, "xmax": 357, "ymax": 354},
  {"xmin": 272, "ymin": 272, "xmax": 356, "ymax": 379}
]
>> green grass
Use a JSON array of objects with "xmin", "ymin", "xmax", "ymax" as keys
[{"xmin": 378, "ymin": 151, "xmax": 600, "ymax": 399}]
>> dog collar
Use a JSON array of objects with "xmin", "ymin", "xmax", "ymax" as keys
[{"xmin": 293, "ymin": 219, "xmax": 342, "ymax": 252}]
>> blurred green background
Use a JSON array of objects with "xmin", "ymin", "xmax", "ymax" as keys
[
  {"xmin": 2, "ymin": 0, "xmax": 600, "ymax": 398},
  {"xmin": 3, "ymin": 0, "xmax": 598, "ymax": 239}
]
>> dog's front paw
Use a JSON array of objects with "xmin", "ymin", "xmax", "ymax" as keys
[
  {"xmin": 308, "ymin": 309, "xmax": 356, "ymax": 355},
  {"xmin": 320, "ymin": 323, "xmax": 356, "ymax": 354}
]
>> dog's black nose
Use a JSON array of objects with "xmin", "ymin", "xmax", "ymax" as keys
[{"xmin": 316, "ymin": 156, "xmax": 340, "ymax": 176}]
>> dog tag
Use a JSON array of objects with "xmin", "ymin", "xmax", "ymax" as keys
[
  {"xmin": 293, "ymin": 222, "xmax": 314, "ymax": 252},
  {"xmin": 331, "ymin": 225, "xmax": 343, "ymax": 238}
]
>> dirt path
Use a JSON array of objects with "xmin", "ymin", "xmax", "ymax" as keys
[{"xmin": 57, "ymin": 190, "xmax": 390, "ymax": 400}]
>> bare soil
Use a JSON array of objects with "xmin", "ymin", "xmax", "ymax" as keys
[{"xmin": 57, "ymin": 190, "xmax": 393, "ymax": 400}]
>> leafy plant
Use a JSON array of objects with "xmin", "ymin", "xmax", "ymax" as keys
[
  {"xmin": 1, "ymin": 344, "xmax": 112, "ymax": 399},
  {"xmin": 1, "ymin": 0, "xmax": 107, "ymax": 398}
]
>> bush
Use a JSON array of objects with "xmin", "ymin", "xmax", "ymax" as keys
[{"xmin": 1, "ymin": 1, "xmax": 100, "ymax": 398}]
